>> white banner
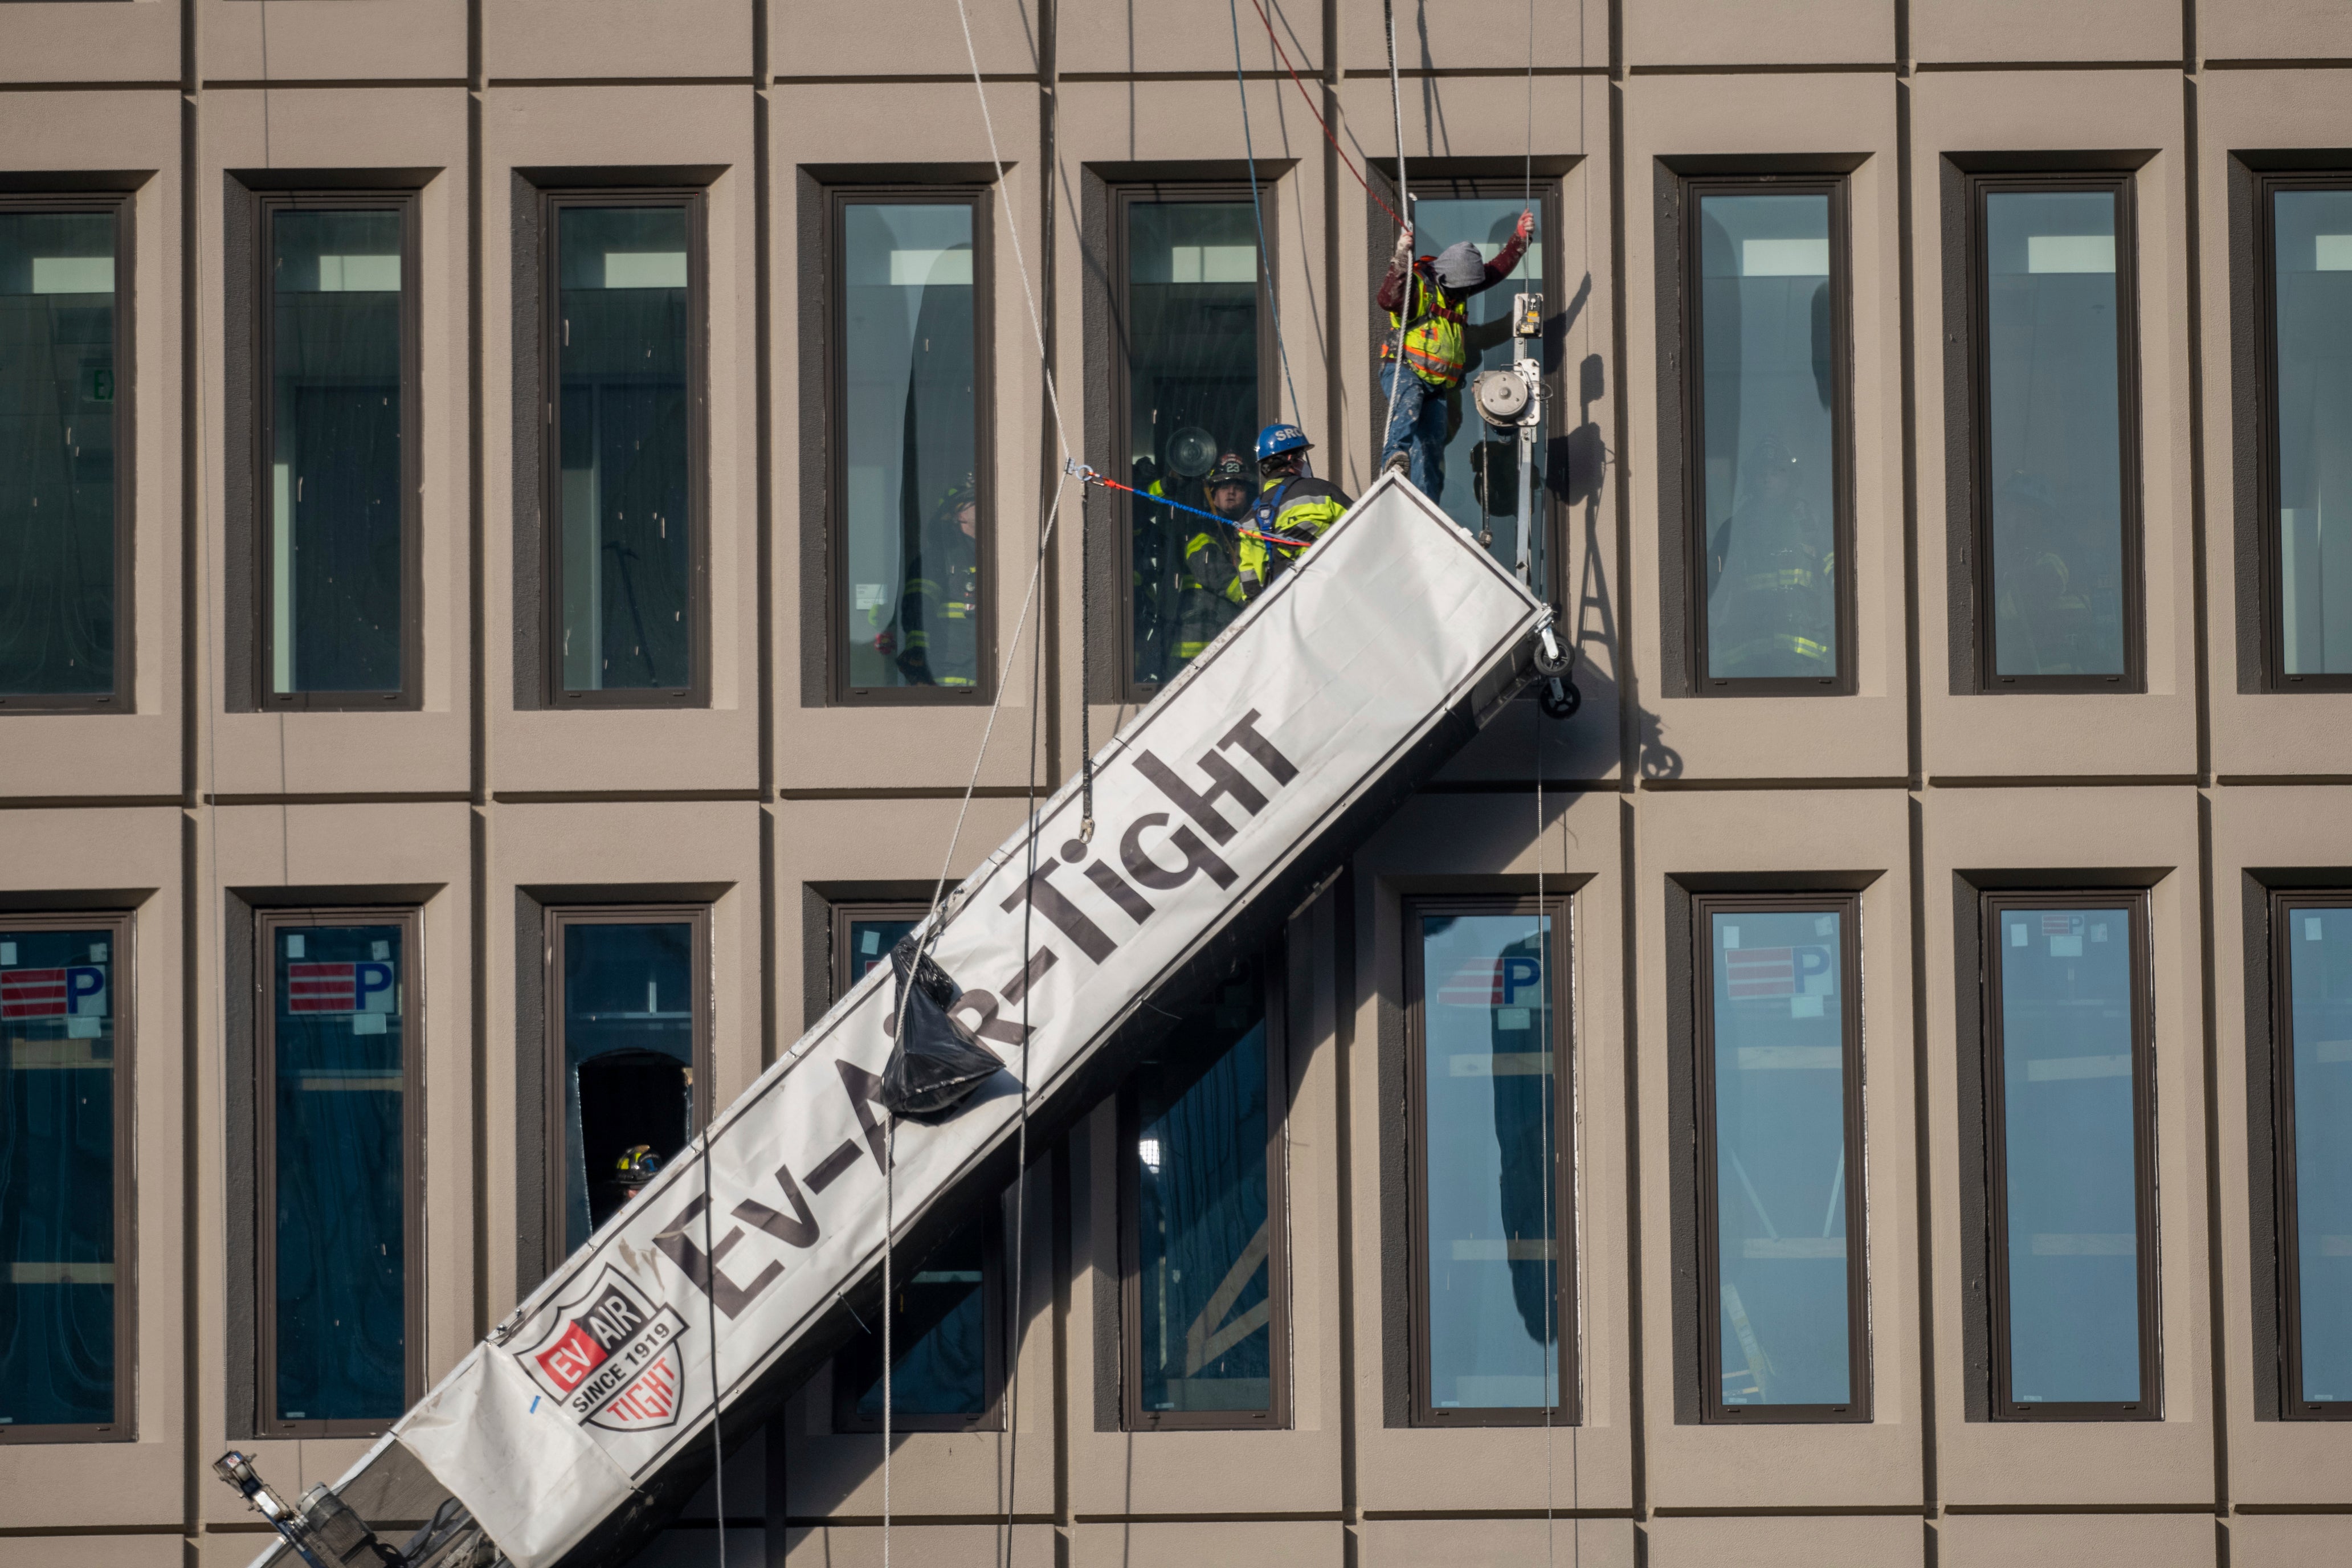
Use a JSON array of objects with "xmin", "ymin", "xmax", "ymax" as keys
[{"xmin": 263, "ymin": 475, "xmax": 1543, "ymax": 1568}]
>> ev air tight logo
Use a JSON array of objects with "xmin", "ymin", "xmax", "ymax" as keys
[{"xmin": 520, "ymin": 1266, "xmax": 689, "ymax": 1432}]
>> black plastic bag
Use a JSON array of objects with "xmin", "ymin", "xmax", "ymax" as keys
[{"xmin": 881, "ymin": 933, "xmax": 1004, "ymax": 1121}]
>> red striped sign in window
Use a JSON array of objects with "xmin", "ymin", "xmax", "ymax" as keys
[
  {"xmin": 1437, "ymin": 954, "xmax": 1545, "ymax": 1007},
  {"xmin": 1724, "ymin": 947, "xmax": 1797, "ymax": 999},
  {"xmin": 287, "ymin": 962, "xmax": 358, "ymax": 1012},
  {"xmin": 1, "ymin": 967, "xmax": 69, "ymax": 1019}
]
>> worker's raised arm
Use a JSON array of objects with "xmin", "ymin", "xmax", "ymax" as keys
[
  {"xmin": 1376, "ymin": 220, "xmax": 1415, "ymax": 312},
  {"xmin": 1464, "ymin": 209, "xmax": 1535, "ymax": 297}
]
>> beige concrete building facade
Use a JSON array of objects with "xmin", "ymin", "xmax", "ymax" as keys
[{"xmin": 0, "ymin": 2, "xmax": 2349, "ymax": 1566}]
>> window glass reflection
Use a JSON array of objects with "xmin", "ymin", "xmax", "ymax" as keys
[
  {"xmin": 0, "ymin": 213, "xmax": 117, "ymax": 697},
  {"xmin": 1707, "ymin": 908, "xmax": 1852, "ymax": 1408},
  {"xmin": 558, "ymin": 206, "xmax": 693, "ymax": 693},
  {"xmin": 845, "ymin": 916, "xmax": 917, "ymax": 990},
  {"xmin": 2285, "ymin": 904, "xmax": 2352, "ymax": 1404},
  {"xmin": 1124, "ymin": 201, "xmax": 1260, "ymax": 687},
  {"xmin": 271, "ymin": 922, "xmax": 405, "ymax": 1424},
  {"xmin": 0, "ymin": 927, "xmax": 117, "ymax": 1427},
  {"xmin": 1401, "ymin": 194, "xmax": 1548, "ymax": 577},
  {"xmin": 560, "ymin": 921, "xmax": 695, "ymax": 1254},
  {"xmin": 840, "ymin": 1223, "xmax": 989, "ymax": 1423},
  {"xmin": 1419, "ymin": 912, "xmax": 1561, "ymax": 1412},
  {"xmin": 2272, "ymin": 191, "xmax": 2352, "ymax": 677},
  {"xmin": 1994, "ymin": 904, "xmax": 2143, "ymax": 1406},
  {"xmin": 1697, "ymin": 193, "xmax": 1838, "ymax": 683},
  {"xmin": 841, "ymin": 202, "xmax": 979, "ymax": 692},
  {"xmin": 1132, "ymin": 964, "xmax": 1272, "ymax": 1416},
  {"xmin": 1983, "ymin": 190, "xmax": 2130, "ymax": 680},
  {"xmin": 268, "ymin": 209, "xmax": 405, "ymax": 696}
]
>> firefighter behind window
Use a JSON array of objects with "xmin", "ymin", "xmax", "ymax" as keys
[
  {"xmin": 1704, "ymin": 436, "xmax": 1835, "ymax": 679},
  {"xmin": 1238, "ymin": 424, "xmax": 1353, "ymax": 601},
  {"xmin": 895, "ymin": 475, "xmax": 981, "ymax": 687},
  {"xmin": 1377, "ymin": 211, "xmax": 1533, "ymax": 504},
  {"xmin": 1173, "ymin": 452, "xmax": 1255, "ymax": 664}
]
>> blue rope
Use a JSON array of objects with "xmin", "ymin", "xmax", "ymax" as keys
[
  {"xmin": 1073, "ymin": 465, "xmax": 1311, "ymax": 548},
  {"xmin": 1228, "ymin": 0, "xmax": 1306, "ymax": 426}
]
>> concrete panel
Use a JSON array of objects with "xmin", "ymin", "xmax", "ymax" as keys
[
  {"xmin": 1648, "ymin": 1512, "xmax": 1925, "ymax": 1568},
  {"xmin": 482, "ymin": 0, "xmax": 750, "ymax": 81},
  {"xmin": 1060, "ymin": 0, "xmax": 1321, "ymax": 78},
  {"xmin": 623, "ymin": 1527, "xmax": 765, "ymax": 1567},
  {"xmin": 775, "ymin": 0, "xmax": 1039, "ymax": 79},
  {"xmin": 2231, "ymin": 1513, "xmax": 2352, "ymax": 1567},
  {"xmin": 199, "ymin": 0, "xmax": 468, "ymax": 83},
  {"xmin": 1617, "ymin": 71, "xmax": 1908, "ymax": 784},
  {"xmin": 0, "ymin": 5, "xmax": 178, "ymax": 85},
  {"xmin": 1911, "ymin": 0, "xmax": 2184, "ymax": 66},
  {"xmin": 1625, "ymin": 0, "xmax": 1894, "ymax": 69},
  {"xmin": 1908, "ymin": 71, "xmax": 2198, "ymax": 780},
  {"xmin": 2203, "ymin": 3, "xmax": 2352, "ymax": 63},
  {"xmin": 783, "ymin": 1523, "xmax": 1055, "ymax": 1568},
  {"xmin": 1337, "ymin": 0, "xmax": 1608, "ymax": 76},
  {"xmin": 1918, "ymin": 786, "xmax": 2216, "ymax": 1506},
  {"xmin": 1938, "ymin": 1510, "xmax": 2216, "ymax": 1568},
  {"xmin": 0, "ymin": 1536, "xmax": 183, "ymax": 1568},
  {"xmin": 1070, "ymin": 1520, "xmax": 1341, "ymax": 1568},
  {"xmin": 1357, "ymin": 1516, "xmax": 1636, "ymax": 1568}
]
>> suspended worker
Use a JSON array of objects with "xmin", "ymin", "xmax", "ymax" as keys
[
  {"xmin": 1238, "ymin": 424, "xmax": 1353, "ymax": 600},
  {"xmin": 893, "ymin": 474, "xmax": 981, "ymax": 688},
  {"xmin": 1377, "ymin": 210, "xmax": 1534, "ymax": 503},
  {"xmin": 1174, "ymin": 452, "xmax": 1255, "ymax": 663}
]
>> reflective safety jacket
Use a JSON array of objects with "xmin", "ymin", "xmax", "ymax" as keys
[
  {"xmin": 1238, "ymin": 474, "xmax": 1353, "ymax": 599},
  {"xmin": 896, "ymin": 537, "xmax": 981, "ymax": 687},
  {"xmin": 1383, "ymin": 263, "xmax": 1472, "ymax": 388},
  {"xmin": 1174, "ymin": 525, "xmax": 1248, "ymax": 662}
]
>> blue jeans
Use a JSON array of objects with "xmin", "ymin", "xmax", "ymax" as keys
[{"xmin": 1380, "ymin": 362, "xmax": 1451, "ymax": 501}]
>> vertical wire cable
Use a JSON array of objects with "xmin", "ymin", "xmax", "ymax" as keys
[
  {"xmin": 1379, "ymin": 0, "xmax": 1411, "ymax": 462},
  {"xmin": 1527, "ymin": 1, "xmax": 1558, "ymax": 1556},
  {"xmin": 1228, "ymin": 0, "xmax": 1305, "ymax": 426},
  {"xmin": 701, "ymin": 1108, "xmax": 728, "ymax": 1567}
]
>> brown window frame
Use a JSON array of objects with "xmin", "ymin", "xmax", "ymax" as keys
[
  {"xmin": 538, "ymin": 187, "xmax": 711, "ymax": 709},
  {"xmin": 1979, "ymin": 889, "xmax": 2159, "ymax": 1422},
  {"xmin": 1963, "ymin": 170, "xmax": 2147, "ymax": 695},
  {"xmin": 1689, "ymin": 891, "xmax": 1868, "ymax": 1423},
  {"xmin": 828, "ymin": 899, "xmax": 929, "ymax": 1001},
  {"xmin": 828, "ymin": 1200, "xmax": 1006, "ymax": 1434},
  {"xmin": 540, "ymin": 903, "xmax": 714, "ymax": 1279},
  {"xmin": 1676, "ymin": 173, "xmax": 1857, "ymax": 697},
  {"xmin": 249, "ymin": 190, "xmax": 424, "ymax": 711},
  {"xmin": 1107, "ymin": 179, "xmax": 1281, "ymax": 704},
  {"xmin": 2268, "ymin": 889, "xmax": 2352, "ymax": 1419},
  {"xmin": 824, "ymin": 898, "xmax": 1006, "ymax": 1432},
  {"xmin": 824, "ymin": 185, "xmax": 996, "ymax": 707},
  {"xmin": 254, "ymin": 905, "xmax": 425, "ymax": 1440},
  {"xmin": 0, "ymin": 910, "xmax": 136, "ymax": 1444},
  {"xmin": 2253, "ymin": 172, "xmax": 2352, "ymax": 693},
  {"xmin": 1403, "ymin": 893, "xmax": 1578, "ymax": 1428},
  {"xmin": 1117, "ymin": 949, "xmax": 1291, "ymax": 1431},
  {"xmin": 0, "ymin": 192, "xmax": 134, "ymax": 716}
]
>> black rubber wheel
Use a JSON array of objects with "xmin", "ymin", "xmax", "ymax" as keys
[
  {"xmin": 1539, "ymin": 679, "xmax": 1581, "ymax": 720},
  {"xmin": 1531, "ymin": 638, "xmax": 1572, "ymax": 679}
]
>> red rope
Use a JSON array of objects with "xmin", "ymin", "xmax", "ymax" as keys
[{"xmin": 1244, "ymin": 0, "xmax": 1406, "ymax": 228}]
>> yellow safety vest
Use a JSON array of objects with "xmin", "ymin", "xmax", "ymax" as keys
[{"xmin": 1383, "ymin": 265, "xmax": 1470, "ymax": 388}]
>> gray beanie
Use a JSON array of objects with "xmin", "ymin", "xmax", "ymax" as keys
[{"xmin": 1434, "ymin": 240, "xmax": 1485, "ymax": 289}]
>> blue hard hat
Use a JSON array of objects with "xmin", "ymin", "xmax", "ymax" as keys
[{"xmin": 1255, "ymin": 423, "xmax": 1311, "ymax": 462}]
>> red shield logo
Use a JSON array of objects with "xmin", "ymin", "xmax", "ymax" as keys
[{"xmin": 518, "ymin": 1267, "xmax": 689, "ymax": 1433}]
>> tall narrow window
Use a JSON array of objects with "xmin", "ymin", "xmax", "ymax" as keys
[
  {"xmin": 0, "ymin": 200, "xmax": 126, "ymax": 710},
  {"xmin": 1693, "ymin": 895, "xmax": 1865, "ymax": 1420},
  {"xmin": 1968, "ymin": 176, "xmax": 2142, "ymax": 690},
  {"xmin": 1393, "ymin": 182, "xmax": 1557, "ymax": 585},
  {"xmin": 831, "ymin": 191, "xmax": 987, "ymax": 701},
  {"xmin": 258, "ymin": 910, "xmax": 419, "ymax": 1435},
  {"xmin": 1121, "ymin": 953, "xmax": 1287, "ymax": 1429},
  {"xmin": 257, "ymin": 197, "xmax": 416, "ymax": 707},
  {"xmin": 826, "ymin": 900, "xmax": 999, "ymax": 1430},
  {"xmin": 1982, "ymin": 893, "xmax": 2156, "ymax": 1419},
  {"xmin": 546, "ymin": 195, "xmax": 704, "ymax": 705},
  {"xmin": 1114, "ymin": 188, "xmax": 1269, "ymax": 692},
  {"xmin": 2272, "ymin": 896, "xmax": 2352, "ymax": 1418},
  {"xmin": 545, "ymin": 907, "xmax": 709, "ymax": 1267},
  {"xmin": 2263, "ymin": 181, "xmax": 2352, "ymax": 688},
  {"xmin": 0, "ymin": 914, "xmax": 131, "ymax": 1440},
  {"xmin": 1684, "ymin": 179, "xmax": 1851, "ymax": 693},
  {"xmin": 1406, "ymin": 897, "xmax": 1574, "ymax": 1425}
]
